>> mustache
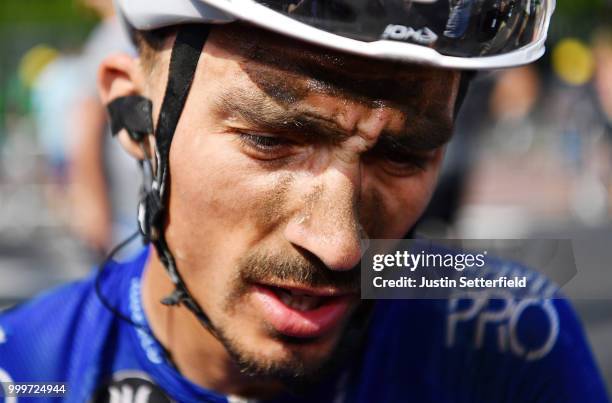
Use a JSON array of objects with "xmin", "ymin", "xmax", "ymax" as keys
[{"xmin": 237, "ymin": 249, "xmax": 360, "ymax": 293}]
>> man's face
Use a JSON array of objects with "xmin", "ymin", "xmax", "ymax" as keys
[{"xmin": 143, "ymin": 24, "xmax": 460, "ymax": 381}]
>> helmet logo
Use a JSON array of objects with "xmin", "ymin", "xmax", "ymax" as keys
[{"xmin": 381, "ymin": 25, "xmax": 439, "ymax": 46}]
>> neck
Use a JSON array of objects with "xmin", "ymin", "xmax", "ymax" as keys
[{"xmin": 141, "ymin": 248, "xmax": 283, "ymax": 399}]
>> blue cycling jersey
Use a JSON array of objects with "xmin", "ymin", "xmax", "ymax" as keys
[{"xmin": 0, "ymin": 246, "xmax": 609, "ymax": 402}]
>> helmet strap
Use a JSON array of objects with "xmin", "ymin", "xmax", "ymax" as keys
[{"xmin": 107, "ymin": 24, "xmax": 218, "ymax": 338}]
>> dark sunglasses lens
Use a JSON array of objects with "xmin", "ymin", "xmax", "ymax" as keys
[{"xmin": 254, "ymin": 0, "xmax": 548, "ymax": 57}]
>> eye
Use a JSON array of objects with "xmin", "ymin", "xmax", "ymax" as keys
[
  {"xmin": 382, "ymin": 155, "xmax": 430, "ymax": 176},
  {"xmin": 365, "ymin": 148, "xmax": 434, "ymax": 177},
  {"xmin": 237, "ymin": 132, "xmax": 296, "ymax": 159}
]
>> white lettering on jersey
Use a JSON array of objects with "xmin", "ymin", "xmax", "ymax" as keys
[
  {"xmin": 446, "ymin": 290, "xmax": 560, "ymax": 361},
  {"xmin": 0, "ymin": 367, "xmax": 17, "ymax": 403},
  {"xmin": 91, "ymin": 371, "xmax": 173, "ymax": 403},
  {"xmin": 109, "ymin": 384, "xmax": 151, "ymax": 403},
  {"xmin": 129, "ymin": 279, "xmax": 163, "ymax": 365},
  {"xmin": 381, "ymin": 25, "xmax": 439, "ymax": 45}
]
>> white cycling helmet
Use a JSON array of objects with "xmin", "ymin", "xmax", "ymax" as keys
[{"xmin": 115, "ymin": 0, "xmax": 556, "ymax": 70}]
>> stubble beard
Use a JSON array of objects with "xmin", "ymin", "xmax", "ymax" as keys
[
  {"xmin": 213, "ymin": 299, "xmax": 374, "ymax": 391},
  {"xmin": 213, "ymin": 249, "xmax": 373, "ymax": 391}
]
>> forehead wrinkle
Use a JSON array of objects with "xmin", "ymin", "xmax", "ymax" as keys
[
  {"xmin": 242, "ymin": 56, "xmax": 432, "ymax": 110},
  {"xmin": 231, "ymin": 61, "xmax": 453, "ymax": 132},
  {"xmin": 231, "ymin": 41, "xmax": 440, "ymax": 111},
  {"xmin": 211, "ymin": 22, "xmax": 460, "ymax": 114},
  {"xmin": 216, "ymin": 88, "xmax": 350, "ymax": 141},
  {"xmin": 236, "ymin": 58, "xmax": 460, "ymax": 143},
  {"xmin": 239, "ymin": 61, "xmax": 305, "ymax": 105},
  {"xmin": 216, "ymin": 86, "xmax": 453, "ymax": 149}
]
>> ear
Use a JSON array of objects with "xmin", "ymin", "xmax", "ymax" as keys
[{"xmin": 98, "ymin": 52, "xmax": 150, "ymax": 160}]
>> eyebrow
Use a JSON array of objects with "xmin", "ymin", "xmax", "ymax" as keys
[{"xmin": 216, "ymin": 90, "xmax": 454, "ymax": 151}]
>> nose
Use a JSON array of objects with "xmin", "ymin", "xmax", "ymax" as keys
[{"xmin": 284, "ymin": 168, "xmax": 363, "ymax": 272}]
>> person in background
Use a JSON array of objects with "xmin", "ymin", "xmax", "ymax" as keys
[
  {"xmin": 31, "ymin": 51, "xmax": 81, "ymax": 219},
  {"xmin": 68, "ymin": 0, "xmax": 139, "ymax": 256}
]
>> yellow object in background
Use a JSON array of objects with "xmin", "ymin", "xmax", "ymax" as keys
[
  {"xmin": 18, "ymin": 45, "xmax": 59, "ymax": 88},
  {"xmin": 552, "ymin": 38, "xmax": 595, "ymax": 86}
]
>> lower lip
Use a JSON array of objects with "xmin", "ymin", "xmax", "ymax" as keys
[{"xmin": 251, "ymin": 285, "xmax": 353, "ymax": 338}]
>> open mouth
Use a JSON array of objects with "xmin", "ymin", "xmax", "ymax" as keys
[
  {"xmin": 251, "ymin": 283, "xmax": 356, "ymax": 339},
  {"xmin": 270, "ymin": 286, "xmax": 328, "ymax": 311}
]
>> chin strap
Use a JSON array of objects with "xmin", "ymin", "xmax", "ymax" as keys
[{"xmin": 107, "ymin": 24, "xmax": 218, "ymax": 338}]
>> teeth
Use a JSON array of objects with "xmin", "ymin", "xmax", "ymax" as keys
[{"xmin": 278, "ymin": 290, "xmax": 320, "ymax": 311}]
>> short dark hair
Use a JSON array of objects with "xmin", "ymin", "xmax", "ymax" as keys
[{"xmin": 130, "ymin": 25, "xmax": 177, "ymax": 72}]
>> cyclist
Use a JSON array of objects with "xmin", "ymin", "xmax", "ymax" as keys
[{"xmin": 0, "ymin": 1, "xmax": 609, "ymax": 402}]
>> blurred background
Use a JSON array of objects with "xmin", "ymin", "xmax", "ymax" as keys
[
  {"xmin": 0, "ymin": 0, "xmax": 610, "ymax": 393},
  {"xmin": 0, "ymin": 0, "xmax": 138, "ymax": 307}
]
